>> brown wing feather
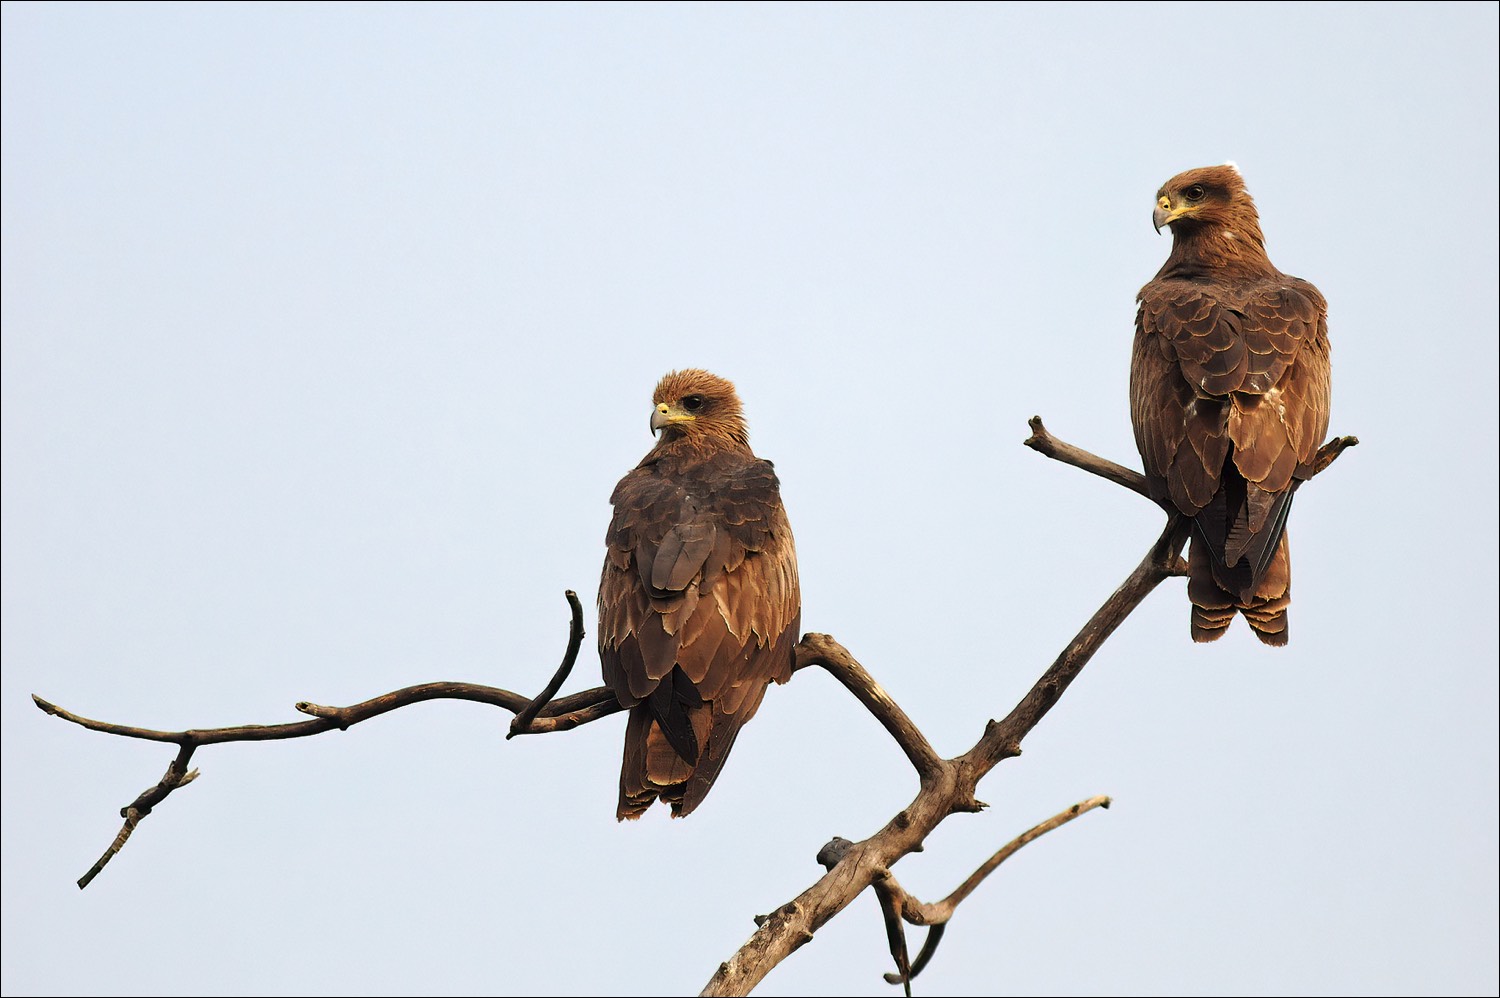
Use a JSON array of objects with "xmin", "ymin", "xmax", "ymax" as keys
[
  {"xmin": 1132, "ymin": 298, "xmax": 1231, "ymax": 514},
  {"xmin": 1134, "ymin": 273, "xmax": 1330, "ymax": 640},
  {"xmin": 600, "ymin": 447, "xmax": 799, "ymax": 819}
]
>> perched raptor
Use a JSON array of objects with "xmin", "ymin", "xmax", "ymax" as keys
[
  {"xmin": 1132, "ymin": 164, "xmax": 1332, "ymax": 644},
  {"xmin": 599, "ymin": 370, "xmax": 801, "ymax": 818}
]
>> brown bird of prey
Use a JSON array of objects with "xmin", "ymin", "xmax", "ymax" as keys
[
  {"xmin": 1132, "ymin": 164, "xmax": 1332, "ymax": 644},
  {"xmin": 599, "ymin": 369, "xmax": 800, "ymax": 818}
]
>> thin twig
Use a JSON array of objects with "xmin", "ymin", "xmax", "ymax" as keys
[
  {"xmin": 870, "ymin": 792, "xmax": 1116, "ymax": 978},
  {"xmin": 1024, "ymin": 416, "xmax": 1152, "ymax": 500},
  {"xmin": 508, "ymin": 590, "xmax": 587, "ymax": 738},
  {"xmin": 515, "ymin": 697, "xmax": 624, "ymax": 733},
  {"xmin": 1026, "ymin": 418, "xmax": 1357, "ymax": 502},
  {"xmin": 934, "ymin": 794, "xmax": 1111, "ymax": 918},
  {"xmin": 37, "ymin": 592, "xmax": 607, "ymax": 888},
  {"xmin": 872, "ymin": 870, "xmax": 912, "ymax": 997},
  {"xmin": 1308, "ymin": 435, "xmax": 1359, "ymax": 477},
  {"xmin": 76, "ymin": 746, "xmax": 199, "ymax": 889},
  {"xmin": 78, "ymin": 808, "xmax": 142, "ymax": 891},
  {"xmin": 876, "ymin": 795, "xmax": 1110, "ymax": 986},
  {"xmin": 900, "ymin": 924, "xmax": 946, "ymax": 985},
  {"xmin": 901, "ymin": 794, "xmax": 1113, "ymax": 925},
  {"xmin": 37, "ymin": 683, "xmax": 534, "ymax": 745},
  {"xmin": 37, "ymin": 684, "xmax": 619, "ymax": 749}
]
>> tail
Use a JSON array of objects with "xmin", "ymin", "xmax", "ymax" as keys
[
  {"xmin": 616, "ymin": 667, "xmax": 772, "ymax": 820},
  {"xmin": 1188, "ymin": 531, "xmax": 1292, "ymax": 646}
]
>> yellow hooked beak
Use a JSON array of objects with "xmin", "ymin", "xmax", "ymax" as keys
[
  {"xmin": 650, "ymin": 402, "xmax": 694, "ymax": 435},
  {"xmin": 1153, "ymin": 193, "xmax": 1189, "ymax": 233}
]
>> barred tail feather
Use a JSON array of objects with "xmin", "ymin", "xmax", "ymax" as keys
[
  {"xmin": 616, "ymin": 668, "xmax": 770, "ymax": 820},
  {"xmin": 1188, "ymin": 531, "xmax": 1293, "ymax": 645},
  {"xmin": 1242, "ymin": 535, "xmax": 1291, "ymax": 646},
  {"xmin": 1188, "ymin": 536, "xmax": 1235, "ymax": 642}
]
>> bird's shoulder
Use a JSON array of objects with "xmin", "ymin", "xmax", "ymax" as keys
[
  {"xmin": 607, "ymin": 447, "xmax": 786, "ymax": 550},
  {"xmin": 612, "ymin": 448, "xmax": 778, "ymax": 503},
  {"xmin": 1138, "ymin": 271, "xmax": 1324, "ymax": 327},
  {"xmin": 1136, "ymin": 270, "xmax": 1326, "ymax": 397}
]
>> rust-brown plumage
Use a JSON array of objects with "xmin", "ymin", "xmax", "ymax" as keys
[
  {"xmin": 599, "ymin": 370, "xmax": 800, "ymax": 818},
  {"xmin": 1132, "ymin": 164, "xmax": 1332, "ymax": 644}
]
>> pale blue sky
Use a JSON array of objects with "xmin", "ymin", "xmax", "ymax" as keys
[{"xmin": 4, "ymin": 4, "xmax": 1496, "ymax": 995}]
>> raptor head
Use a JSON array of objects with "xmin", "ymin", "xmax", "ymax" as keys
[{"xmin": 649, "ymin": 369, "xmax": 749, "ymax": 446}]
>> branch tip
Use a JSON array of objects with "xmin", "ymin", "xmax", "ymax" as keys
[
  {"xmin": 1023, "ymin": 414, "xmax": 1048, "ymax": 449},
  {"xmin": 508, "ymin": 590, "xmax": 588, "ymax": 738},
  {"xmin": 883, "ymin": 923, "xmax": 947, "ymax": 986},
  {"xmin": 296, "ymin": 702, "xmax": 337, "ymax": 718},
  {"xmin": 1022, "ymin": 416, "xmax": 1153, "ymax": 500},
  {"xmin": 1308, "ymin": 434, "xmax": 1358, "ymax": 477},
  {"xmin": 45, "ymin": 624, "xmax": 623, "ymax": 888}
]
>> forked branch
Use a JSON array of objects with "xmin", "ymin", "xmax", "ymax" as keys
[
  {"xmin": 701, "ymin": 519, "xmax": 1182, "ymax": 995},
  {"xmin": 37, "ymin": 417, "xmax": 1356, "ymax": 995},
  {"xmin": 35, "ymin": 591, "xmax": 612, "ymax": 889},
  {"xmin": 877, "ymin": 795, "xmax": 1113, "ymax": 988},
  {"xmin": 508, "ymin": 590, "xmax": 587, "ymax": 737},
  {"xmin": 700, "ymin": 419, "xmax": 1356, "ymax": 995}
]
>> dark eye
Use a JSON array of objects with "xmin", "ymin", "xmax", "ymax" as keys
[
  {"xmin": 1184, "ymin": 184, "xmax": 1206, "ymax": 202},
  {"xmin": 682, "ymin": 395, "xmax": 704, "ymax": 413}
]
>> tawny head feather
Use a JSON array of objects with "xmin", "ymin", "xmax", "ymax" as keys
[
  {"xmin": 649, "ymin": 369, "xmax": 749, "ymax": 445},
  {"xmin": 1153, "ymin": 164, "xmax": 1265, "ymax": 244}
]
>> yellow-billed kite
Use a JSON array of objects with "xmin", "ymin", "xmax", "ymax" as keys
[
  {"xmin": 1133, "ymin": 164, "xmax": 1332, "ymax": 644},
  {"xmin": 599, "ymin": 370, "xmax": 801, "ymax": 818}
]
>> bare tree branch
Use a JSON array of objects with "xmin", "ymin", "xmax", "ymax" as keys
[
  {"xmin": 921, "ymin": 793, "xmax": 1112, "ymax": 923},
  {"xmin": 39, "ymin": 417, "xmax": 1357, "ymax": 993},
  {"xmin": 873, "ymin": 870, "xmax": 914, "ymax": 997},
  {"xmin": 962, "ymin": 513, "xmax": 1189, "ymax": 773},
  {"xmin": 39, "ymin": 682, "xmax": 533, "ymax": 745},
  {"xmin": 796, "ymin": 634, "xmax": 945, "ymax": 782},
  {"xmin": 1024, "ymin": 415, "xmax": 1152, "ymax": 499},
  {"xmin": 895, "ymin": 922, "xmax": 946, "ymax": 986},
  {"xmin": 1023, "ymin": 415, "xmax": 1358, "ymax": 506},
  {"xmin": 508, "ymin": 590, "xmax": 586, "ymax": 738},
  {"xmin": 877, "ymin": 794, "xmax": 1113, "ymax": 987},
  {"xmin": 701, "ymin": 420, "xmax": 1357, "ymax": 995},
  {"xmin": 701, "ymin": 520, "xmax": 1179, "ymax": 996},
  {"xmin": 515, "ymin": 696, "xmax": 624, "ymax": 734},
  {"xmin": 35, "ymin": 594, "xmax": 605, "ymax": 887},
  {"xmin": 76, "ymin": 747, "xmax": 199, "ymax": 890},
  {"xmin": 1307, "ymin": 435, "xmax": 1359, "ymax": 476}
]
